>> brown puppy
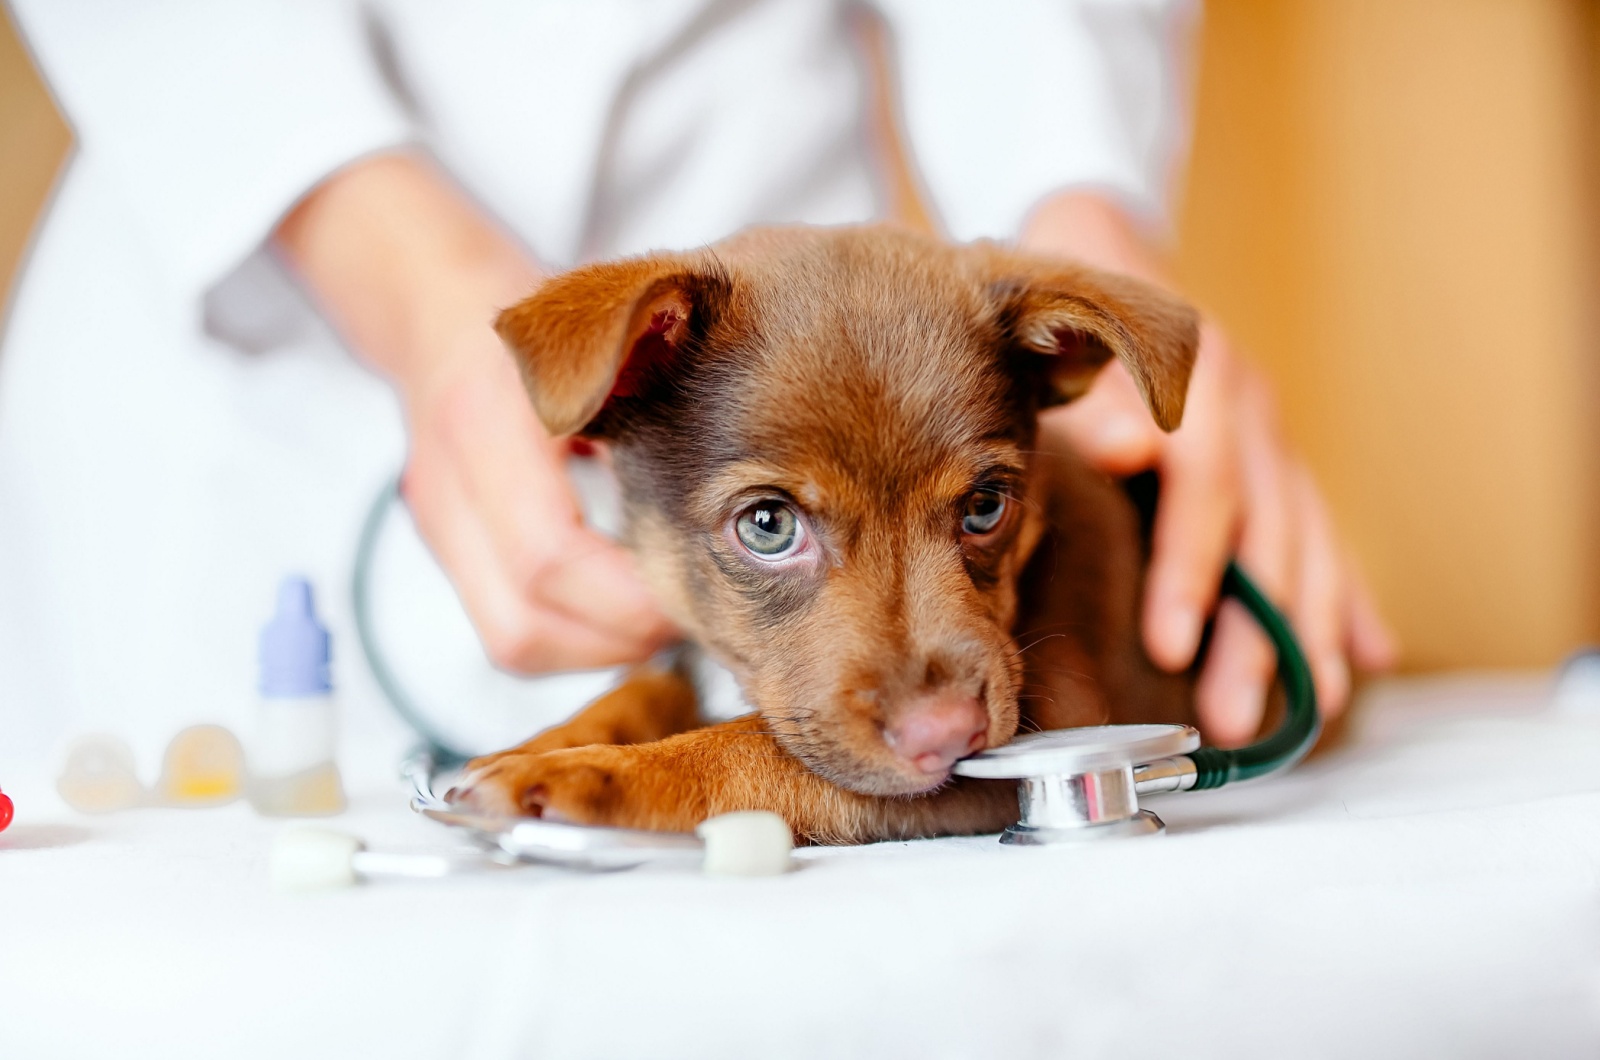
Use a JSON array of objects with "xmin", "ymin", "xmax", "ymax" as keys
[{"xmin": 451, "ymin": 224, "xmax": 1199, "ymax": 843}]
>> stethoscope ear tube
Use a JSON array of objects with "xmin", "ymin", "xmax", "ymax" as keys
[{"xmin": 1185, "ymin": 561, "xmax": 1321, "ymax": 789}]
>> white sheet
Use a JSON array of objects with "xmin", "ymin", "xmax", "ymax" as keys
[{"xmin": 3, "ymin": 671, "xmax": 1597, "ymax": 1059}]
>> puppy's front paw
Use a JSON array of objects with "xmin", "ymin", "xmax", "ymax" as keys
[{"xmin": 448, "ymin": 745, "xmax": 686, "ymax": 829}]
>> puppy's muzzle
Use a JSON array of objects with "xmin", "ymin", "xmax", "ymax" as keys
[{"xmin": 883, "ymin": 693, "xmax": 988, "ymax": 776}]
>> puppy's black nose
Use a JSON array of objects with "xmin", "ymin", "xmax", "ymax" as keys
[{"xmin": 885, "ymin": 695, "xmax": 988, "ymax": 775}]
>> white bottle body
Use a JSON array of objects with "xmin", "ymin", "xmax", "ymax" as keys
[{"xmin": 249, "ymin": 693, "xmax": 346, "ymax": 816}]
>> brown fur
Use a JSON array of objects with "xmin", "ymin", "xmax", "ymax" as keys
[{"xmin": 458, "ymin": 225, "xmax": 1200, "ymax": 843}]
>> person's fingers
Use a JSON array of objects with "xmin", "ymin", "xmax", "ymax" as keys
[
  {"xmin": 485, "ymin": 600, "xmax": 669, "ymax": 673},
  {"xmin": 1344, "ymin": 554, "xmax": 1400, "ymax": 671},
  {"xmin": 429, "ymin": 355, "xmax": 669, "ymax": 642},
  {"xmin": 1046, "ymin": 361, "xmax": 1165, "ymax": 476},
  {"xmin": 526, "ymin": 521, "xmax": 679, "ymax": 651},
  {"xmin": 1141, "ymin": 341, "xmax": 1243, "ymax": 673},
  {"xmin": 1192, "ymin": 375, "xmax": 1297, "ymax": 745},
  {"xmin": 403, "ymin": 454, "xmax": 665, "ymax": 672},
  {"xmin": 1143, "ymin": 454, "xmax": 1239, "ymax": 674},
  {"xmin": 1286, "ymin": 464, "xmax": 1352, "ymax": 717},
  {"xmin": 1193, "ymin": 603, "xmax": 1267, "ymax": 746}
]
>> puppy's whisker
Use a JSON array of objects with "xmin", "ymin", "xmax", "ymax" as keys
[{"xmin": 1009, "ymin": 632, "xmax": 1072, "ymax": 657}]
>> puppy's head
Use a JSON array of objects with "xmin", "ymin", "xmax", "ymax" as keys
[{"xmin": 497, "ymin": 227, "xmax": 1198, "ymax": 796}]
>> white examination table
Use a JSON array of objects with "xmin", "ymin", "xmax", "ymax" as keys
[{"xmin": 2, "ymin": 670, "xmax": 1598, "ymax": 1059}]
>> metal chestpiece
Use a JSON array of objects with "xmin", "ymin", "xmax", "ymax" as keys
[{"xmin": 952, "ymin": 724, "xmax": 1202, "ymax": 844}]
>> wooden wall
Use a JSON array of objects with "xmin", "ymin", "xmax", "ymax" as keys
[
  {"xmin": 1174, "ymin": 0, "xmax": 1600, "ymax": 669},
  {"xmin": 0, "ymin": 7, "xmax": 69, "ymax": 307}
]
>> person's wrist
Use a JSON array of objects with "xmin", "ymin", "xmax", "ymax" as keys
[
  {"xmin": 1018, "ymin": 189, "xmax": 1169, "ymax": 287},
  {"xmin": 400, "ymin": 324, "xmax": 510, "ymax": 422},
  {"xmin": 392, "ymin": 268, "xmax": 543, "ymax": 416}
]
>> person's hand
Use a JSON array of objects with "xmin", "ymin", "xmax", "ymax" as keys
[
  {"xmin": 1022, "ymin": 191, "xmax": 1396, "ymax": 744},
  {"xmin": 1043, "ymin": 323, "xmax": 1397, "ymax": 744},
  {"xmin": 274, "ymin": 152, "xmax": 674, "ymax": 674},
  {"xmin": 400, "ymin": 330, "xmax": 677, "ymax": 672}
]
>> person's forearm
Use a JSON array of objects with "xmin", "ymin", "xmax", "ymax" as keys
[
  {"xmin": 271, "ymin": 152, "xmax": 671, "ymax": 673},
  {"xmin": 1018, "ymin": 190, "xmax": 1172, "ymax": 289},
  {"xmin": 272, "ymin": 151, "xmax": 543, "ymax": 400}
]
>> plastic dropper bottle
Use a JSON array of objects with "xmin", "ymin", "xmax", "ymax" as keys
[{"xmin": 249, "ymin": 577, "xmax": 346, "ymax": 817}]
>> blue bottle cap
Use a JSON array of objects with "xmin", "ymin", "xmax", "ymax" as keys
[{"xmin": 260, "ymin": 576, "xmax": 332, "ymax": 696}]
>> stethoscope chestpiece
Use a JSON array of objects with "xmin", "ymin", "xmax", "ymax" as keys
[{"xmin": 953, "ymin": 724, "xmax": 1201, "ymax": 844}]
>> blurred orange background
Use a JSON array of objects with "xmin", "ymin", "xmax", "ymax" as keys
[
  {"xmin": 1174, "ymin": 0, "xmax": 1599, "ymax": 670},
  {"xmin": 3, "ymin": 2, "xmax": 1595, "ymax": 672}
]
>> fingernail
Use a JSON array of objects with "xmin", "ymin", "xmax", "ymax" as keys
[
  {"xmin": 1154, "ymin": 603, "xmax": 1203, "ymax": 668},
  {"xmin": 1216, "ymin": 681, "xmax": 1267, "ymax": 745}
]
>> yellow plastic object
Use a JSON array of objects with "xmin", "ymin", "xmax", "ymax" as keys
[
  {"xmin": 56, "ymin": 735, "xmax": 145, "ymax": 813},
  {"xmin": 153, "ymin": 724, "xmax": 245, "ymax": 807}
]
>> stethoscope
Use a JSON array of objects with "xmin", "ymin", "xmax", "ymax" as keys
[
  {"xmin": 354, "ymin": 480, "xmax": 1319, "ymax": 868},
  {"xmin": 950, "ymin": 564, "xmax": 1318, "ymax": 841}
]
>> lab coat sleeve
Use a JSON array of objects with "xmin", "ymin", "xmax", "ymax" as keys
[
  {"xmin": 9, "ymin": 1, "xmax": 414, "ymax": 295},
  {"xmin": 875, "ymin": 0, "xmax": 1199, "ymax": 242}
]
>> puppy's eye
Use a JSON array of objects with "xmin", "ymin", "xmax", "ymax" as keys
[
  {"xmin": 961, "ymin": 490, "xmax": 1007, "ymax": 536},
  {"xmin": 735, "ymin": 502, "xmax": 801, "ymax": 558}
]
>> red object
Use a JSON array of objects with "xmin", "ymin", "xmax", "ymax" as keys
[{"xmin": 0, "ymin": 788, "xmax": 12, "ymax": 832}]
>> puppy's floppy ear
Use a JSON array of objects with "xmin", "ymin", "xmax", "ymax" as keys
[
  {"xmin": 972, "ymin": 246, "xmax": 1200, "ymax": 431},
  {"xmin": 495, "ymin": 251, "xmax": 730, "ymax": 436}
]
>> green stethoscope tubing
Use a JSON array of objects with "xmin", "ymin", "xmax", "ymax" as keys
[
  {"xmin": 1188, "ymin": 562, "xmax": 1321, "ymax": 788},
  {"xmin": 353, "ymin": 476, "xmax": 476, "ymax": 770},
  {"xmin": 352, "ymin": 477, "xmax": 1320, "ymax": 787}
]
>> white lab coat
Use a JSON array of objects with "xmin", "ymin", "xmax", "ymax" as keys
[{"xmin": 0, "ymin": 0, "xmax": 1194, "ymax": 773}]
